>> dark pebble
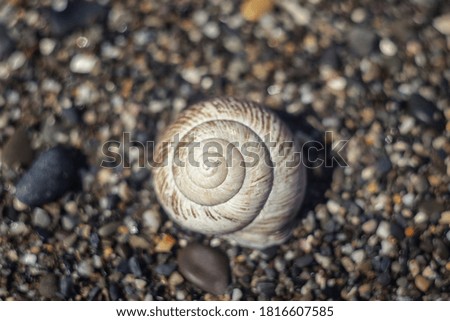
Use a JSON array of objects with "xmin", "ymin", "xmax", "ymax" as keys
[
  {"xmin": 128, "ymin": 256, "xmax": 143, "ymax": 277},
  {"xmin": 256, "ymin": 281, "xmax": 276, "ymax": 297},
  {"xmin": 177, "ymin": 243, "xmax": 230, "ymax": 295},
  {"xmin": 347, "ymin": 27, "xmax": 378, "ymax": 57},
  {"xmin": 407, "ymin": 94, "xmax": 445, "ymax": 128},
  {"xmin": 38, "ymin": 274, "xmax": 59, "ymax": 299},
  {"xmin": 61, "ymin": 107, "xmax": 83, "ymax": 125},
  {"xmin": 433, "ymin": 239, "xmax": 449, "ymax": 261},
  {"xmin": 0, "ymin": 24, "xmax": 15, "ymax": 60},
  {"xmin": 15, "ymin": 145, "xmax": 85, "ymax": 207},
  {"xmin": 59, "ymin": 276, "xmax": 74, "ymax": 299},
  {"xmin": 390, "ymin": 222, "xmax": 404, "ymax": 241},
  {"xmin": 155, "ymin": 263, "xmax": 177, "ymax": 276},
  {"xmin": 109, "ymin": 282, "xmax": 123, "ymax": 301},
  {"xmin": 375, "ymin": 155, "xmax": 392, "ymax": 176},
  {"xmin": 320, "ymin": 46, "xmax": 341, "ymax": 69},
  {"xmin": 87, "ymin": 286, "xmax": 101, "ymax": 300},
  {"xmin": 44, "ymin": 0, "xmax": 109, "ymax": 37},
  {"xmin": 294, "ymin": 254, "xmax": 315, "ymax": 268},
  {"xmin": 1, "ymin": 128, "xmax": 34, "ymax": 168}
]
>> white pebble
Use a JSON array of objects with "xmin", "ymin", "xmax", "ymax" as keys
[
  {"xmin": 8, "ymin": 52, "xmax": 26, "ymax": 70},
  {"xmin": 433, "ymin": 13, "xmax": 450, "ymax": 35},
  {"xmin": 21, "ymin": 253, "xmax": 37, "ymax": 265},
  {"xmin": 231, "ymin": 288, "xmax": 243, "ymax": 301},
  {"xmin": 376, "ymin": 221, "xmax": 391, "ymax": 239},
  {"xmin": 351, "ymin": 249, "xmax": 365, "ymax": 264},
  {"xmin": 39, "ymin": 38, "xmax": 56, "ymax": 55},
  {"xmin": 379, "ymin": 38, "xmax": 398, "ymax": 56},
  {"xmin": 70, "ymin": 54, "xmax": 99, "ymax": 74}
]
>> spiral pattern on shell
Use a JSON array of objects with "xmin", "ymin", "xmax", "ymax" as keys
[{"xmin": 153, "ymin": 97, "xmax": 307, "ymax": 249}]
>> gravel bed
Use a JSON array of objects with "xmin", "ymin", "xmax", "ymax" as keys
[{"xmin": 0, "ymin": 0, "xmax": 449, "ymax": 300}]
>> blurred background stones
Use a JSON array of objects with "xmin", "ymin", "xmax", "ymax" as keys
[{"xmin": 0, "ymin": 0, "xmax": 449, "ymax": 300}]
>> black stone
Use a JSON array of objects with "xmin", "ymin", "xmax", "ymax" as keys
[
  {"xmin": 320, "ymin": 46, "xmax": 341, "ymax": 70},
  {"xmin": 256, "ymin": 281, "xmax": 276, "ymax": 297},
  {"xmin": 0, "ymin": 24, "xmax": 15, "ymax": 60},
  {"xmin": 15, "ymin": 145, "xmax": 85, "ymax": 207},
  {"xmin": 43, "ymin": 0, "xmax": 108, "ymax": 37},
  {"xmin": 407, "ymin": 94, "xmax": 445, "ymax": 129},
  {"xmin": 177, "ymin": 243, "xmax": 230, "ymax": 295},
  {"xmin": 109, "ymin": 282, "xmax": 123, "ymax": 301},
  {"xmin": 294, "ymin": 255, "xmax": 315, "ymax": 268},
  {"xmin": 128, "ymin": 257, "xmax": 143, "ymax": 277},
  {"xmin": 347, "ymin": 27, "xmax": 378, "ymax": 57},
  {"xmin": 155, "ymin": 263, "xmax": 177, "ymax": 276}
]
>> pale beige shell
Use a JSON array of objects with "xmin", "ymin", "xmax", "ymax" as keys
[{"xmin": 152, "ymin": 97, "xmax": 306, "ymax": 249}]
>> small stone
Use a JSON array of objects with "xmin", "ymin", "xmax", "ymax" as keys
[
  {"xmin": 362, "ymin": 219, "xmax": 378, "ymax": 234},
  {"xmin": 44, "ymin": 1, "xmax": 108, "ymax": 36},
  {"xmin": 39, "ymin": 38, "xmax": 56, "ymax": 56},
  {"xmin": 278, "ymin": 0, "xmax": 311, "ymax": 26},
  {"xmin": 407, "ymin": 94, "xmax": 444, "ymax": 128},
  {"xmin": 77, "ymin": 260, "xmax": 93, "ymax": 277},
  {"xmin": 128, "ymin": 235, "xmax": 151, "ymax": 249},
  {"xmin": 376, "ymin": 221, "xmax": 391, "ymax": 239},
  {"xmin": 327, "ymin": 200, "xmax": 341, "ymax": 214},
  {"xmin": 21, "ymin": 253, "xmax": 37, "ymax": 265},
  {"xmin": 240, "ymin": 0, "xmax": 274, "ymax": 22},
  {"xmin": 379, "ymin": 38, "xmax": 397, "ymax": 56},
  {"xmin": 433, "ymin": 13, "xmax": 450, "ymax": 35},
  {"xmin": 348, "ymin": 27, "xmax": 377, "ymax": 57},
  {"xmin": 70, "ymin": 54, "xmax": 99, "ymax": 74},
  {"xmin": 168, "ymin": 272, "xmax": 184, "ymax": 287},
  {"xmin": 313, "ymin": 253, "xmax": 331, "ymax": 269},
  {"xmin": 155, "ymin": 234, "xmax": 176, "ymax": 253},
  {"xmin": 134, "ymin": 279, "xmax": 147, "ymax": 290},
  {"xmin": 15, "ymin": 146, "xmax": 84, "ymax": 207},
  {"xmin": 155, "ymin": 263, "xmax": 177, "ymax": 277},
  {"xmin": 32, "ymin": 208, "xmax": 51, "ymax": 228},
  {"xmin": 256, "ymin": 281, "xmax": 276, "ymax": 297},
  {"xmin": 178, "ymin": 243, "xmax": 230, "ymax": 295},
  {"xmin": 320, "ymin": 46, "xmax": 341, "ymax": 70},
  {"xmin": 61, "ymin": 215, "xmax": 77, "ymax": 230},
  {"xmin": 293, "ymin": 254, "xmax": 314, "ymax": 268},
  {"xmin": 38, "ymin": 274, "xmax": 58, "ymax": 299},
  {"xmin": 1, "ymin": 128, "xmax": 34, "ymax": 168},
  {"xmin": 0, "ymin": 25, "xmax": 15, "ymax": 60},
  {"xmin": 231, "ymin": 288, "xmax": 243, "ymax": 301},
  {"xmin": 415, "ymin": 275, "xmax": 431, "ymax": 292},
  {"xmin": 128, "ymin": 257, "xmax": 143, "ymax": 277},
  {"xmin": 203, "ymin": 22, "xmax": 220, "ymax": 39},
  {"xmin": 351, "ymin": 249, "xmax": 365, "ymax": 264},
  {"xmin": 8, "ymin": 52, "xmax": 26, "ymax": 70},
  {"xmin": 98, "ymin": 221, "xmax": 121, "ymax": 237},
  {"xmin": 439, "ymin": 211, "xmax": 450, "ymax": 225},
  {"xmin": 143, "ymin": 208, "xmax": 161, "ymax": 233}
]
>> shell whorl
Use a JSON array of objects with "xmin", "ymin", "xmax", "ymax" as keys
[{"xmin": 152, "ymin": 97, "xmax": 306, "ymax": 249}]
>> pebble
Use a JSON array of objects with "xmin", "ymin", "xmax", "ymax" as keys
[
  {"xmin": 313, "ymin": 254, "xmax": 331, "ymax": 269},
  {"xmin": 168, "ymin": 272, "xmax": 184, "ymax": 287},
  {"xmin": 177, "ymin": 243, "xmax": 230, "ymax": 295},
  {"xmin": 39, "ymin": 38, "xmax": 56, "ymax": 56},
  {"xmin": 32, "ymin": 208, "xmax": 51, "ymax": 228},
  {"xmin": 1, "ymin": 128, "xmax": 34, "ymax": 168},
  {"xmin": 293, "ymin": 254, "xmax": 314, "ymax": 268},
  {"xmin": 231, "ymin": 288, "xmax": 243, "ymax": 301},
  {"xmin": 38, "ymin": 274, "xmax": 59, "ymax": 299},
  {"xmin": 347, "ymin": 27, "xmax": 377, "ymax": 57},
  {"xmin": 77, "ymin": 260, "xmax": 93, "ymax": 277},
  {"xmin": 45, "ymin": 1, "xmax": 108, "ymax": 36},
  {"xmin": 0, "ymin": 25, "xmax": 15, "ymax": 60},
  {"xmin": 351, "ymin": 249, "xmax": 365, "ymax": 264},
  {"xmin": 128, "ymin": 257, "xmax": 143, "ymax": 277},
  {"xmin": 70, "ymin": 54, "xmax": 99, "ymax": 74},
  {"xmin": 21, "ymin": 253, "xmax": 37, "ymax": 265},
  {"xmin": 379, "ymin": 38, "xmax": 397, "ymax": 56},
  {"xmin": 439, "ymin": 211, "xmax": 450, "ymax": 225},
  {"xmin": 278, "ymin": 0, "xmax": 311, "ymax": 26},
  {"xmin": 98, "ymin": 221, "xmax": 121, "ymax": 237},
  {"xmin": 407, "ymin": 94, "xmax": 444, "ymax": 128},
  {"xmin": 376, "ymin": 221, "xmax": 391, "ymax": 239},
  {"xmin": 15, "ymin": 146, "xmax": 84, "ymax": 207},
  {"xmin": 433, "ymin": 13, "xmax": 450, "ymax": 35},
  {"xmin": 240, "ymin": 0, "xmax": 274, "ymax": 22},
  {"xmin": 362, "ymin": 219, "xmax": 378, "ymax": 234},
  {"xmin": 155, "ymin": 234, "xmax": 176, "ymax": 253},
  {"xmin": 155, "ymin": 263, "xmax": 177, "ymax": 277},
  {"xmin": 143, "ymin": 208, "xmax": 161, "ymax": 233},
  {"xmin": 414, "ymin": 275, "xmax": 431, "ymax": 292}
]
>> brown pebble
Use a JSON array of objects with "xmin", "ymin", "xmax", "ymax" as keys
[
  {"xmin": 240, "ymin": 0, "xmax": 273, "ymax": 22},
  {"xmin": 1, "ymin": 128, "xmax": 34, "ymax": 168},
  {"xmin": 415, "ymin": 275, "xmax": 431, "ymax": 292},
  {"xmin": 155, "ymin": 234, "xmax": 176, "ymax": 253},
  {"xmin": 178, "ymin": 243, "xmax": 230, "ymax": 295},
  {"xmin": 38, "ymin": 274, "xmax": 59, "ymax": 299}
]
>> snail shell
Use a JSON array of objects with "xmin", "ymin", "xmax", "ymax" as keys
[{"xmin": 152, "ymin": 97, "xmax": 306, "ymax": 249}]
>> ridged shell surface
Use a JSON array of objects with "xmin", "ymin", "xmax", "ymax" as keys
[{"xmin": 152, "ymin": 97, "xmax": 306, "ymax": 249}]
